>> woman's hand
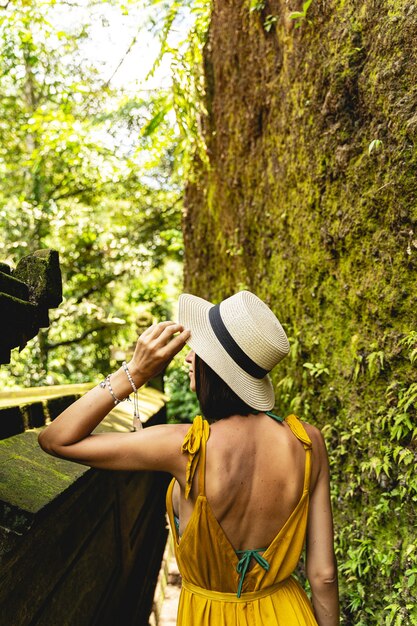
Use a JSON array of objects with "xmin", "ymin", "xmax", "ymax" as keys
[
  {"xmin": 38, "ymin": 321, "xmax": 191, "ymax": 469},
  {"xmin": 127, "ymin": 321, "xmax": 190, "ymax": 386}
]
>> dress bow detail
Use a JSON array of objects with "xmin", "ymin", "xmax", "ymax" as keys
[
  {"xmin": 236, "ymin": 549, "xmax": 270, "ymax": 598},
  {"xmin": 181, "ymin": 415, "xmax": 210, "ymax": 500},
  {"xmin": 285, "ymin": 414, "xmax": 312, "ymax": 449}
]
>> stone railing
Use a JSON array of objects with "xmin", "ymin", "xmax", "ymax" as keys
[
  {"xmin": 0, "ymin": 249, "xmax": 62, "ymax": 365},
  {"xmin": 0, "ymin": 388, "xmax": 170, "ymax": 626},
  {"xmin": 0, "ymin": 383, "xmax": 87, "ymax": 439}
]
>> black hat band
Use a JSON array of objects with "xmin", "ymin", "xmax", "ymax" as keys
[{"xmin": 208, "ymin": 305, "xmax": 268, "ymax": 380}]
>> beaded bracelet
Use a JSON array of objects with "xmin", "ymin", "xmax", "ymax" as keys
[
  {"xmin": 99, "ymin": 366, "xmax": 142, "ymax": 431},
  {"xmin": 99, "ymin": 375, "xmax": 126, "ymax": 405},
  {"xmin": 122, "ymin": 361, "xmax": 137, "ymax": 393},
  {"xmin": 122, "ymin": 361, "xmax": 142, "ymax": 432}
]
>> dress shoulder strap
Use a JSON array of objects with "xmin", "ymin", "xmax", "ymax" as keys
[
  {"xmin": 181, "ymin": 415, "xmax": 210, "ymax": 499},
  {"xmin": 285, "ymin": 414, "xmax": 312, "ymax": 492}
]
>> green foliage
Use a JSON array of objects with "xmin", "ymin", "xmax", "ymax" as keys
[
  {"xmin": 0, "ymin": 0, "xmax": 214, "ymax": 427},
  {"xmin": 302, "ymin": 361, "xmax": 330, "ymax": 378},
  {"xmin": 0, "ymin": 0, "xmax": 184, "ymax": 388},
  {"xmin": 248, "ymin": 2, "xmax": 278, "ymax": 33},
  {"xmin": 368, "ymin": 139, "xmax": 383, "ymax": 155},
  {"xmin": 143, "ymin": 0, "xmax": 211, "ymax": 176},
  {"xmin": 281, "ymin": 335, "xmax": 417, "ymax": 624},
  {"xmin": 249, "ymin": 0, "xmax": 266, "ymax": 12},
  {"xmin": 263, "ymin": 14, "xmax": 278, "ymax": 32},
  {"xmin": 165, "ymin": 353, "xmax": 200, "ymax": 423},
  {"xmin": 289, "ymin": 0, "xmax": 314, "ymax": 28},
  {"xmin": 400, "ymin": 330, "xmax": 417, "ymax": 364}
]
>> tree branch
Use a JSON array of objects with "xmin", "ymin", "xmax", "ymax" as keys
[
  {"xmin": 51, "ymin": 184, "xmax": 97, "ymax": 202},
  {"xmin": 74, "ymin": 271, "xmax": 128, "ymax": 305},
  {"xmin": 45, "ymin": 325, "xmax": 111, "ymax": 352},
  {"xmin": 80, "ymin": 30, "xmax": 141, "ymax": 115},
  {"xmin": 103, "ymin": 31, "xmax": 139, "ymax": 90}
]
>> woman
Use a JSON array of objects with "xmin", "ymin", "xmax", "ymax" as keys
[{"xmin": 39, "ymin": 290, "xmax": 339, "ymax": 626}]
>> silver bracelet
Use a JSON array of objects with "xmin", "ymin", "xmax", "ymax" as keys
[
  {"xmin": 122, "ymin": 361, "xmax": 137, "ymax": 392},
  {"xmin": 122, "ymin": 361, "xmax": 142, "ymax": 431},
  {"xmin": 99, "ymin": 375, "xmax": 126, "ymax": 405}
]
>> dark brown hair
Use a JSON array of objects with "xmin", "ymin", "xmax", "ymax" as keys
[{"xmin": 194, "ymin": 353, "xmax": 254, "ymax": 422}]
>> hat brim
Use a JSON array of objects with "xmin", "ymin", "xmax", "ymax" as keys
[{"xmin": 178, "ymin": 293, "xmax": 275, "ymax": 411}]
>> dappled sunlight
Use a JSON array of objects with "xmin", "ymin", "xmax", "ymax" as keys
[
  {"xmin": 0, "ymin": 383, "xmax": 95, "ymax": 409},
  {"xmin": 0, "ymin": 383, "xmax": 166, "ymax": 428}
]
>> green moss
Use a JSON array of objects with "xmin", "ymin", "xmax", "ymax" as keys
[
  {"xmin": 183, "ymin": 0, "xmax": 417, "ymax": 622},
  {"xmin": 0, "ymin": 431, "xmax": 86, "ymax": 514}
]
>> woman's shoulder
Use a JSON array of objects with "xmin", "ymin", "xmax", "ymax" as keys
[
  {"xmin": 171, "ymin": 421, "xmax": 195, "ymax": 435},
  {"xmin": 299, "ymin": 419, "xmax": 329, "ymax": 456},
  {"xmin": 165, "ymin": 421, "xmax": 195, "ymax": 443},
  {"xmin": 168, "ymin": 418, "xmax": 208, "ymax": 448},
  {"xmin": 299, "ymin": 420, "xmax": 330, "ymax": 490},
  {"xmin": 145, "ymin": 422, "xmax": 194, "ymax": 452}
]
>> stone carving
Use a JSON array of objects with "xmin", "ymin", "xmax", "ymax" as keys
[{"xmin": 0, "ymin": 250, "xmax": 62, "ymax": 364}]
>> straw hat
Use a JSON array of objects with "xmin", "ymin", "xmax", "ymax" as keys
[{"xmin": 178, "ymin": 290, "xmax": 290, "ymax": 410}]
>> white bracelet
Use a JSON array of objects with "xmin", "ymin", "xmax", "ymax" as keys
[
  {"xmin": 122, "ymin": 361, "xmax": 142, "ymax": 431},
  {"xmin": 122, "ymin": 361, "xmax": 137, "ymax": 393},
  {"xmin": 99, "ymin": 375, "xmax": 126, "ymax": 405}
]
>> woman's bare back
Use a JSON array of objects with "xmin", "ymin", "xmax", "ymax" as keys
[{"xmin": 173, "ymin": 412, "xmax": 321, "ymax": 551}]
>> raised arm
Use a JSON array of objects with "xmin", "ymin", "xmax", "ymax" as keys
[
  {"xmin": 305, "ymin": 430, "xmax": 339, "ymax": 626},
  {"xmin": 38, "ymin": 322, "xmax": 190, "ymax": 476}
]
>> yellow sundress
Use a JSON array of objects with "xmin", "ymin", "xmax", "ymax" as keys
[{"xmin": 166, "ymin": 414, "xmax": 318, "ymax": 625}]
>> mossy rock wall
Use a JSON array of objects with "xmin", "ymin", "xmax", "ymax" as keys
[{"xmin": 183, "ymin": 1, "xmax": 417, "ymax": 623}]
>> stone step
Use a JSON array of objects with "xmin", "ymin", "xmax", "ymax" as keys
[{"xmin": 149, "ymin": 533, "xmax": 181, "ymax": 626}]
